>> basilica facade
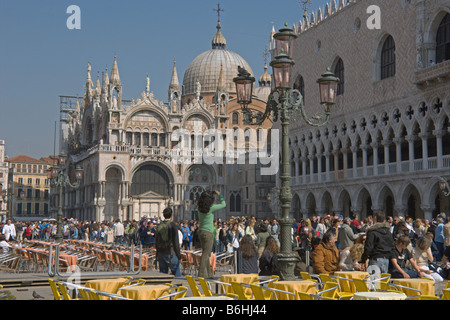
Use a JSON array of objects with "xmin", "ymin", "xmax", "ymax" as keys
[
  {"xmin": 284, "ymin": 0, "xmax": 450, "ymax": 221},
  {"xmin": 57, "ymin": 21, "xmax": 275, "ymax": 222}
]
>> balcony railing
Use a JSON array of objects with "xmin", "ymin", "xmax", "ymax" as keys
[
  {"xmin": 293, "ymin": 155, "xmax": 450, "ymax": 185},
  {"xmin": 415, "ymin": 60, "xmax": 450, "ymax": 87}
]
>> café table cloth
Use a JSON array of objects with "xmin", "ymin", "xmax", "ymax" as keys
[
  {"xmin": 220, "ymin": 273, "xmax": 259, "ymax": 294},
  {"xmin": 118, "ymin": 284, "xmax": 171, "ymax": 300},
  {"xmin": 272, "ymin": 280, "xmax": 317, "ymax": 300},
  {"xmin": 333, "ymin": 271, "xmax": 370, "ymax": 293},
  {"xmin": 353, "ymin": 291, "xmax": 408, "ymax": 300},
  {"xmin": 85, "ymin": 278, "xmax": 129, "ymax": 299},
  {"xmin": 391, "ymin": 278, "xmax": 435, "ymax": 296}
]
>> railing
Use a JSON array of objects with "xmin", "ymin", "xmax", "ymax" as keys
[
  {"xmin": 292, "ymin": 155, "xmax": 450, "ymax": 185},
  {"xmin": 415, "ymin": 60, "xmax": 450, "ymax": 85}
]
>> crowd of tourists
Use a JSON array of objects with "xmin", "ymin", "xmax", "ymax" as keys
[{"xmin": 1, "ymin": 205, "xmax": 449, "ymax": 286}]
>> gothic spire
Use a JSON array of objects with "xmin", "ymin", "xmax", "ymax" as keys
[
  {"xmin": 169, "ymin": 59, "xmax": 180, "ymax": 91},
  {"xmin": 110, "ymin": 56, "xmax": 121, "ymax": 85},
  {"xmin": 217, "ymin": 63, "xmax": 225, "ymax": 91}
]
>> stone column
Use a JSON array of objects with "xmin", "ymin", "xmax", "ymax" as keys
[
  {"xmin": 317, "ymin": 152, "xmax": 323, "ymax": 182},
  {"xmin": 434, "ymin": 129, "xmax": 444, "ymax": 169},
  {"xmin": 393, "ymin": 137, "xmax": 403, "ymax": 172},
  {"xmin": 406, "ymin": 135, "xmax": 416, "ymax": 171},
  {"xmin": 394, "ymin": 205, "xmax": 407, "ymax": 218},
  {"xmin": 341, "ymin": 148, "xmax": 348, "ymax": 179},
  {"xmin": 361, "ymin": 144, "xmax": 369, "ymax": 177},
  {"xmin": 308, "ymin": 155, "xmax": 314, "ymax": 182},
  {"xmin": 301, "ymin": 156, "xmax": 307, "ymax": 184},
  {"xmin": 351, "ymin": 146, "xmax": 358, "ymax": 178},
  {"xmin": 323, "ymin": 151, "xmax": 330, "ymax": 181},
  {"xmin": 332, "ymin": 149, "xmax": 339, "ymax": 180},
  {"xmin": 371, "ymin": 142, "xmax": 379, "ymax": 176},
  {"xmin": 382, "ymin": 139, "xmax": 391, "ymax": 174},
  {"xmin": 419, "ymin": 132, "xmax": 429, "ymax": 170},
  {"xmin": 420, "ymin": 205, "xmax": 433, "ymax": 222}
]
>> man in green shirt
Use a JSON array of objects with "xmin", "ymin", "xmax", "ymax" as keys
[{"xmin": 197, "ymin": 190, "xmax": 226, "ymax": 278}]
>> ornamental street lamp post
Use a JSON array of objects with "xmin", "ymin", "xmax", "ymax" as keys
[
  {"xmin": 47, "ymin": 152, "xmax": 83, "ymax": 243},
  {"xmin": 234, "ymin": 24, "xmax": 339, "ymax": 280},
  {"xmin": 267, "ymin": 187, "xmax": 281, "ymax": 220}
]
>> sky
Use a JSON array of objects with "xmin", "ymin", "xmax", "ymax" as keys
[{"xmin": 0, "ymin": 0, "xmax": 330, "ymax": 159}]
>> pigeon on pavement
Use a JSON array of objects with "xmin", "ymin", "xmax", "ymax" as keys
[{"xmin": 32, "ymin": 291, "xmax": 45, "ymax": 299}]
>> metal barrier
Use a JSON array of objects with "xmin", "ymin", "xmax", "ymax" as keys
[{"xmin": 48, "ymin": 243, "xmax": 143, "ymax": 278}]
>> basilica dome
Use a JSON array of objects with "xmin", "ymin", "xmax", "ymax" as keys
[{"xmin": 182, "ymin": 22, "xmax": 254, "ymax": 96}]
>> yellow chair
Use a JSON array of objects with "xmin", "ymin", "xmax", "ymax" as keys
[
  {"xmin": 389, "ymin": 283, "xmax": 422, "ymax": 298},
  {"xmin": 300, "ymin": 272, "xmax": 319, "ymax": 282},
  {"xmin": 198, "ymin": 277, "xmax": 232, "ymax": 297},
  {"xmin": 320, "ymin": 274, "xmax": 354, "ymax": 299},
  {"xmin": 256, "ymin": 275, "xmax": 280, "ymax": 287},
  {"xmin": 55, "ymin": 281, "xmax": 79, "ymax": 300},
  {"xmin": 156, "ymin": 286, "xmax": 188, "ymax": 300},
  {"xmin": 297, "ymin": 283, "xmax": 338, "ymax": 301},
  {"xmin": 186, "ymin": 275, "xmax": 205, "ymax": 297},
  {"xmin": 48, "ymin": 279, "xmax": 63, "ymax": 301},
  {"xmin": 441, "ymin": 288, "xmax": 450, "ymax": 300},
  {"xmin": 317, "ymin": 282, "xmax": 339, "ymax": 299},
  {"xmin": 297, "ymin": 291, "xmax": 314, "ymax": 300},
  {"xmin": 225, "ymin": 293, "xmax": 239, "ymax": 300},
  {"xmin": 353, "ymin": 278, "xmax": 375, "ymax": 293},
  {"xmin": 0, "ymin": 291, "xmax": 16, "ymax": 300},
  {"xmin": 230, "ymin": 281, "xmax": 254, "ymax": 300},
  {"xmin": 249, "ymin": 284, "xmax": 296, "ymax": 300},
  {"xmin": 77, "ymin": 288, "xmax": 92, "ymax": 300},
  {"xmin": 418, "ymin": 295, "xmax": 440, "ymax": 300},
  {"xmin": 354, "ymin": 276, "xmax": 399, "ymax": 293},
  {"xmin": 79, "ymin": 287, "xmax": 131, "ymax": 300},
  {"xmin": 114, "ymin": 278, "xmax": 146, "ymax": 293}
]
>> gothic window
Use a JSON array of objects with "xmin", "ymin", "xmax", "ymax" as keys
[
  {"xmin": 381, "ymin": 35, "xmax": 396, "ymax": 79},
  {"xmin": 436, "ymin": 13, "xmax": 450, "ymax": 63},
  {"xmin": 229, "ymin": 192, "xmax": 241, "ymax": 212},
  {"xmin": 334, "ymin": 58, "xmax": 344, "ymax": 95},
  {"xmin": 232, "ymin": 112, "xmax": 239, "ymax": 125}
]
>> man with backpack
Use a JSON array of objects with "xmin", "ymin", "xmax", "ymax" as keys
[{"xmin": 155, "ymin": 207, "xmax": 181, "ymax": 277}]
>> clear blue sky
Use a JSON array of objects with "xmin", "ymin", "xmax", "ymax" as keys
[{"xmin": 0, "ymin": 0, "xmax": 329, "ymax": 159}]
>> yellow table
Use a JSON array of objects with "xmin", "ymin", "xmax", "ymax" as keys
[
  {"xmin": 220, "ymin": 273, "xmax": 259, "ymax": 294},
  {"xmin": 353, "ymin": 292, "xmax": 407, "ymax": 300},
  {"xmin": 391, "ymin": 278, "xmax": 435, "ymax": 296},
  {"xmin": 178, "ymin": 296, "xmax": 235, "ymax": 300},
  {"xmin": 333, "ymin": 271, "xmax": 370, "ymax": 293},
  {"xmin": 85, "ymin": 278, "xmax": 129, "ymax": 300},
  {"xmin": 118, "ymin": 284, "xmax": 171, "ymax": 300},
  {"xmin": 272, "ymin": 280, "xmax": 317, "ymax": 300}
]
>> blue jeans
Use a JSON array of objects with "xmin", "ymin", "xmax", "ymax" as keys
[
  {"xmin": 158, "ymin": 253, "xmax": 181, "ymax": 277},
  {"xmin": 391, "ymin": 269, "xmax": 419, "ymax": 279},
  {"xmin": 368, "ymin": 257, "xmax": 390, "ymax": 274},
  {"xmin": 115, "ymin": 235, "xmax": 124, "ymax": 245},
  {"xmin": 435, "ymin": 242, "xmax": 444, "ymax": 262}
]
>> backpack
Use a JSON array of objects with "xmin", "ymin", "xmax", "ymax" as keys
[{"xmin": 155, "ymin": 220, "xmax": 171, "ymax": 251}]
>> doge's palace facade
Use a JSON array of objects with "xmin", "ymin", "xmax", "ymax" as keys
[{"xmin": 282, "ymin": 0, "xmax": 450, "ymax": 221}]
